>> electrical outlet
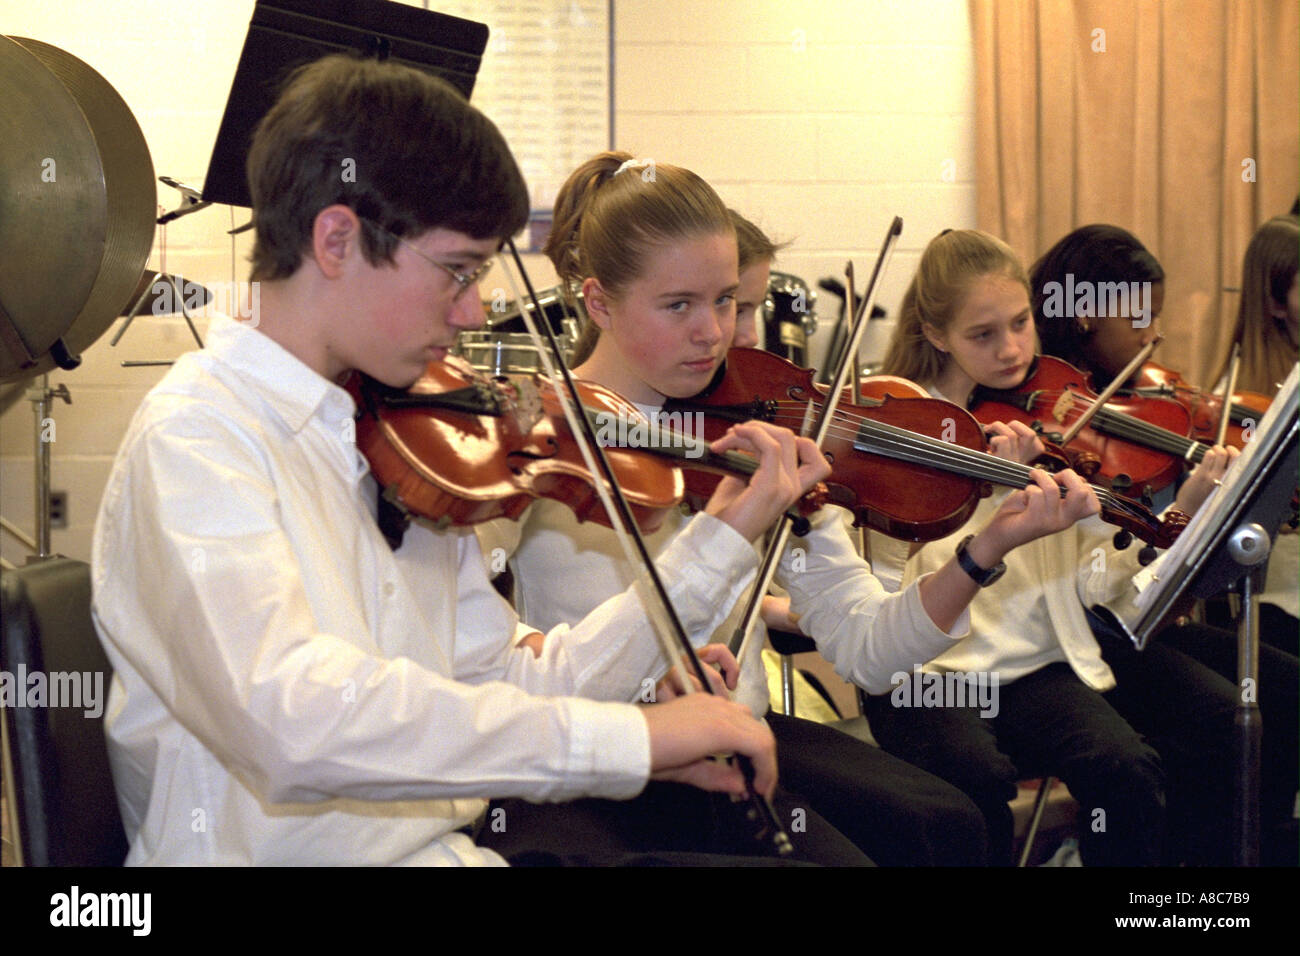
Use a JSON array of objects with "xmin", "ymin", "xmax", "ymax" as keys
[{"xmin": 49, "ymin": 491, "xmax": 68, "ymax": 529}]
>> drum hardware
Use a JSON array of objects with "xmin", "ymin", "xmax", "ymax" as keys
[
  {"xmin": 110, "ymin": 267, "xmax": 209, "ymax": 355},
  {"xmin": 817, "ymin": 275, "xmax": 887, "ymax": 387},
  {"xmin": 762, "ymin": 271, "xmax": 818, "ymax": 367},
  {"xmin": 25, "ymin": 376, "xmax": 73, "ymax": 559},
  {"xmin": 156, "ymin": 176, "xmax": 214, "ymax": 225},
  {"xmin": 112, "ymin": 174, "xmax": 222, "ymax": 357},
  {"xmin": 457, "ymin": 286, "xmax": 584, "ymax": 377}
]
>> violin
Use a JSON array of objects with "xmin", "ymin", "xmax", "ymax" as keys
[
  {"xmin": 968, "ymin": 355, "xmax": 1198, "ymax": 498},
  {"xmin": 665, "ymin": 348, "xmax": 1186, "ymax": 548},
  {"xmin": 348, "ymin": 354, "xmax": 822, "ymax": 537},
  {"xmin": 1132, "ymin": 361, "xmax": 1272, "ymax": 450},
  {"xmin": 854, "ymin": 374, "xmax": 1091, "ymax": 478}
]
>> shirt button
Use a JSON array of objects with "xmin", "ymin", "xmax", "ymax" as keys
[{"xmin": 383, "ymin": 581, "xmax": 396, "ymax": 598}]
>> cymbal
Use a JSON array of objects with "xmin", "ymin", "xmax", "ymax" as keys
[
  {"xmin": 0, "ymin": 36, "xmax": 154, "ymax": 383},
  {"xmin": 122, "ymin": 271, "xmax": 214, "ymax": 316}
]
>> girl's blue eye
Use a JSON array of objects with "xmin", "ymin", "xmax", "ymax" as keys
[
  {"xmin": 667, "ymin": 300, "xmax": 689, "ymax": 313},
  {"xmin": 717, "ymin": 294, "xmax": 735, "ymax": 307}
]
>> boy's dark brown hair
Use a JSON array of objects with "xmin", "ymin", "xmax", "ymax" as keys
[{"xmin": 246, "ymin": 54, "xmax": 530, "ymax": 281}]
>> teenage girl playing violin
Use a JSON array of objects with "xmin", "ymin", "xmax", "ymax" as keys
[
  {"xmin": 476, "ymin": 153, "xmax": 1101, "ymax": 865},
  {"xmin": 1030, "ymin": 223, "xmax": 1165, "ymax": 390},
  {"xmin": 865, "ymin": 227, "xmax": 1287, "ymax": 866},
  {"xmin": 1029, "ymin": 224, "xmax": 1299, "ymax": 861}
]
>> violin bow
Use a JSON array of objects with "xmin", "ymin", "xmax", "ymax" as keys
[
  {"xmin": 498, "ymin": 240, "xmax": 794, "ymax": 856},
  {"xmin": 1058, "ymin": 335, "xmax": 1163, "ymax": 445},
  {"xmin": 726, "ymin": 216, "xmax": 904, "ymax": 657},
  {"xmin": 1217, "ymin": 343, "xmax": 1243, "ymax": 448},
  {"xmin": 846, "ymin": 262, "xmax": 863, "ymax": 406}
]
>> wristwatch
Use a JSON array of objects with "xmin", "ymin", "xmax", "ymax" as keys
[{"xmin": 954, "ymin": 534, "xmax": 1006, "ymax": 587}]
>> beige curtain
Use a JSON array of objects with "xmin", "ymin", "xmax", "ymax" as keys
[{"xmin": 973, "ymin": 0, "xmax": 1299, "ymax": 385}]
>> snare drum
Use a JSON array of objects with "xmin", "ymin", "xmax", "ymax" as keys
[
  {"xmin": 456, "ymin": 285, "xmax": 582, "ymax": 375},
  {"xmin": 455, "ymin": 332, "xmax": 560, "ymax": 377}
]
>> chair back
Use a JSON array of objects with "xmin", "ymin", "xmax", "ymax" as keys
[{"xmin": 1, "ymin": 557, "xmax": 127, "ymax": 866}]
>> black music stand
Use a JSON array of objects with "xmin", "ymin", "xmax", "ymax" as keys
[
  {"xmin": 1106, "ymin": 364, "xmax": 1299, "ymax": 865},
  {"xmin": 202, "ymin": 0, "xmax": 489, "ymax": 209}
]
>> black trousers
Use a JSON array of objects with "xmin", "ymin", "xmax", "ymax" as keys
[
  {"xmin": 480, "ymin": 779, "xmax": 870, "ymax": 866},
  {"xmin": 865, "ymin": 621, "xmax": 1251, "ymax": 866},
  {"xmin": 765, "ymin": 713, "xmax": 988, "ymax": 865},
  {"xmin": 478, "ymin": 710, "xmax": 991, "ymax": 866}
]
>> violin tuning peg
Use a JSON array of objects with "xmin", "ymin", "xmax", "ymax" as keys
[
  {"xmin": 1138, "ymin": 544, "xmax": 1158, "ymax": 566},
  {"xmin": 1110, "ymin": 473, "xmax": 1133, "ymax": 496},
  {"xmin": 788, "ymin": 513, "xmax": 812, "ymax": 537},
  {"xmin": 1113, "ymin": 530, "xmax": 1133, "ymax": 551}
]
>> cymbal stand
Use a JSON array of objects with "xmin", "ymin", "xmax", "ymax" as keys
[
  {"xmin": 9, "ymin": 374, "xmax": 72, "ymax": 563},
  {"xmin": 111, "ymin": 178, "xmax": 211, "ymax": 360},
  {"xmin": 109, "ymin": 270, "xmax": 204, "ymax": 358}
]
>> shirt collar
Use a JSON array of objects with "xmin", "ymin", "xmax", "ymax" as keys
[{"xmin": 204, "ymin": 315, "xmax": 354, "ymax": 434}]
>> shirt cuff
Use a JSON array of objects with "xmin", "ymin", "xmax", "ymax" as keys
[
  {"xmin": 656, "ymin": 511, "xmax": 758, "ymax": 634},
  {"xmin": 562, "ymin": 698, "xmax": 651, "ymax": 800}
]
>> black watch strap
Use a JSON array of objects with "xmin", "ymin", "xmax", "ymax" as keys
[{"xmin": 955, "ymin": 534, "xmax": 1006, "ymax": 587}]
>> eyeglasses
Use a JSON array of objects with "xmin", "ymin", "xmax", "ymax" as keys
[{"xmin": 362, "ymin": 220, "xmax": 493, "ymax": 300}]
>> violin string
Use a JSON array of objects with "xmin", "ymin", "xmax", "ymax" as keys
[
  {"xmin": 763, "ymin": 409, "xmax": 1047, "ymax": 487},
  {"xmin": 822, "ymin": 388, "xmax": 1209, "ymax": 462},
  {"xmin": 1052, "ymin": 401, "xmax": 1203, "ymax": 455},
  {"xmin": 767, "ymin": 403, "xmax": 1038, "ymax": 481},
  {"xmin": 1008, "ymin": 390, "xmax": 1209, "ymax": 456},
  {"xmin": 761, "ymin": 404, "xmax": 1162, "ymax": 534}
]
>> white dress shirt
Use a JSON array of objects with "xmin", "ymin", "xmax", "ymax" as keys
[{"xmin": 91, "ymin": 315, "xmax": 759, "ymax": 865}]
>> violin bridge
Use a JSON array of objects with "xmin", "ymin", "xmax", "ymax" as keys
[
  {"xmin": 504, "ymin": 378, "xmax": 543, "ymax": 432},
  {"xmin": 1051, "ymin": 390, "xmax": 1075, "ymax": 424}
]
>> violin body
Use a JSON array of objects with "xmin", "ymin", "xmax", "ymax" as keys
[
  {"xmin": 349, "ymin": 356, "xmax": 684, "ymax": 533},
  {"xmin": 1134, "ymin": 361, "xmax": 1272, "ymax": 450},
  {"xmin": 969, "ymin": 355, "xmax": 1193, "ymax": 498},
  {"xmin": 668, "ymin": 348, "xmax": 993, "ymax": 542}
]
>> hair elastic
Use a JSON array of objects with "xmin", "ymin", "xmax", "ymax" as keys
[{"xmin": 614, "ymin": 157, "xmax": 652, "ymax": 177}]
